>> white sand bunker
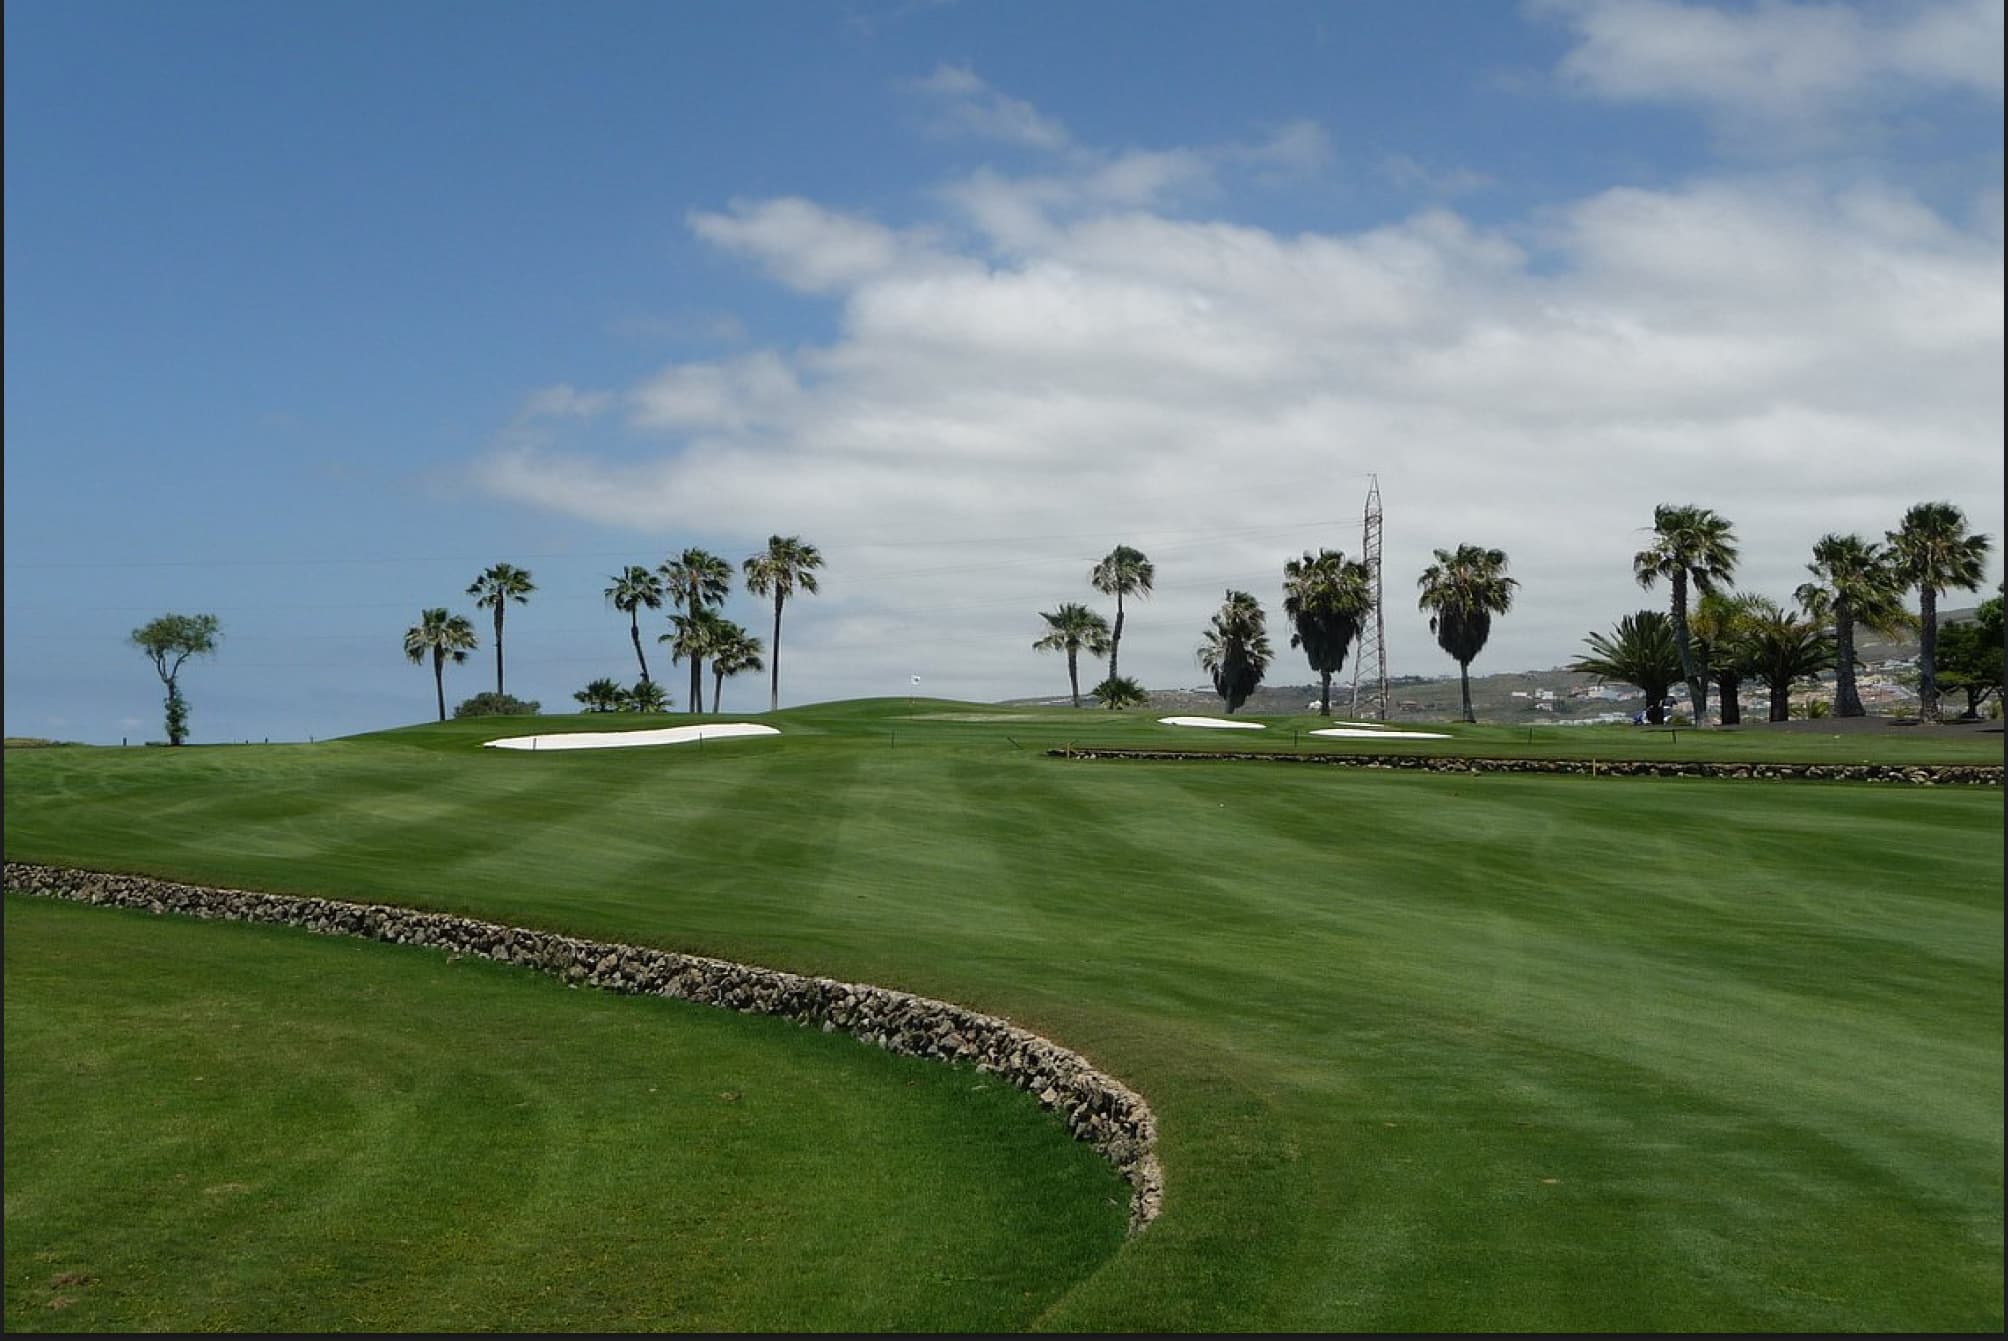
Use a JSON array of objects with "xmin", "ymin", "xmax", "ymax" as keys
[
  {"xmin": 1158, "ymin": 716, "xmax": 1266, "ymax": 730},
  {"xmin": 485, "ymin": 723, "xmax": 781, "ymax": 751},
  {"xmin": 1308, "ymin": 727, "xmax": 1451, "ymax": 740}
]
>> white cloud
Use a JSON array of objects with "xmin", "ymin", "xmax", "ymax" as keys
[
  {"xmin": 912, "ymin": 63, "xmax": 1074, "ymax": 151},
  {"xmin": 475, "ymin": 69, "xmax": 2002, "ymax": 709},
  {"xmin": 1537, "ymin": 0, "xmax": 2003, "ymax": 133},
  {"xmin": 521, "ymin": 384, "xmax": 614, "ymax": 420},
  {"xmin": 1382, "ymin": 154, "xmax": 1496, "ymax": 197}
]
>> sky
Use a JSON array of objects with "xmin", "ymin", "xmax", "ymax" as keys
[{"xmin": 5, "ymin": 0, "xmax": 2002, "ymax": 745}]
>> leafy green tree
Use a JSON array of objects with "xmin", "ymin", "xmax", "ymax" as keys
[
  {"xmin": 453, "ymin": 692, "xmax": 540, "ymax": 718},
  {"xmin": 1571, "ymin": 610, "xmax": 1683, "ymax": 724},
  {"xmin": 1634, "ymin": 504, "xmax": 1738, "ymax": 724},
  {"xmin": 1415, "ymin": 545, "xmax": 1517, "ymax": 723},
  {"xmin": 1795, "ymin": 534, "xmax": 1910, "ymax": 718},
  {"xmin": 1033, "ymin": 602, "xmax": 1113, "ymax": 708},
  {"xmin": 1090, "ymin": 545, "xmax": 1155, "ymax": 687},
  {"xmin": 1937, "ymin": 590, "xmax": 2004, "ymax": 720},
  {"xmin": 465, "ymin": 563, "xmax": 535, "ymax": 697},
  {"xmin": 661, "ymin": 548, "xmax": 735, "ymax": 713},
  {"xmin": 1886, "ymin": 501, "xmax": 1994, "ymax": 721},
  {"xmin": 620, "ymin": 679, "xmax": 673, "ymax": 714},
  {"xmin": 1281, "ymin": 549, "xmax": 1373, "ymax": 717},
  {"xmin": 404, "ymin": 608, "xmax": 478, "ymax": 723},
  {"xmin": 130, "ymin": 613, "xmax": 221, "ymax": 746},
  {"xmin": 709, "ymin": 624, "xmax": 765, "ymax": 715},
  {"xmin": 573, "ymin": 678, "xmax": 625, "ymax": 712},
  {"xmin": 742, "ymin": 535, "xmax": 825, "ymax": 712},
  {"xmin": 1740, "ymin": 598, "xmax": 1837, "ymax": 723},
  {"xmin": 1090, "ymin": 675, "xmax": 1149, "ymax": 710},
  {"xmin": 605, "ymin": 566, "xmax": 665, "ymax": 686},
  {"xmin": 662, "ymin": 607, "xmax": 732, "ymax": 713},
  {"xmin": 1197, "ymin": 589, "xmax": 1272, "ymax": 714}
]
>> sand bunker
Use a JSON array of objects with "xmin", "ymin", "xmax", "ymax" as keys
[
  {"xmin": 1308, "ymin": 727, "xmax": 1451, "ymax": 740},
  {"xmin": 1158, "ymin": 716, "xmax": 1266, "ymax": 730},
  {"xmin": 485, "ymin": 723, "xmax": 781, "ymax": 751}
]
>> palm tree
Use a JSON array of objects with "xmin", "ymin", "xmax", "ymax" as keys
[
  {"xmin": 621, "ymin": 679, "xmax": 673, "ymax": 714},
  {"xmin": 605, "ymin": 566, "xmax": 665, "ymax": 686},
  {"xmin": 1282, "ymin": 549, "xmax": 1374, "ymax": 716},
  {"xmin": 709, "ymin": 624, "xmax": 765, "ymax": 714},
  {"xmin": 1796, "ymin": 534, "xmax": 1910, "ymax": 718},
  {"xmin": 1886, "ymin": 502, "xmax": 1994, "ymax": 721},
  {"xmin": 573, "ymin": 677, "xmax": 625, "ymax": 712},
  {"xmin": 1688, "ymin": 590, "xmax": 1766, "ymax": 727},
  {"xmin": 1415, "ymin": 545, "xmax": 1517, "ymax": 724},
  {"xmin": 1634, "ymin": 504, "xmax": 1738, "ymax": 724},
  {"xmin": 1196, "ymin": 589, "xmax": 1272, "ymax": 714},
  {"xmin": 742, "ymin": 535, "xmax": 824, "ymax": 712},
  {"xmin": 661, "ymin": 547, "xmax": 735, "ymax": 714},
  {"xmin": 1090, "ymin": 545, "xmax": 1155, "ymax": 687},
  {"xmin": 1091, "ymin": 676, "xmax": 1149, "ymax": 710},
  {"xmin": 1571, "ymin": 610, "xmax": 1683, "ymax": 724},
  {"xmin": 1033, "ymin": 602, "xmax": 1113, "ymax": 708},
  {"xmin": 404, "ymin": 607, "xmax": 478, "ymax": 723},
  {"xmin": 466, "ymin": 563, "xmax": 535, "ymax": 697},
  {"xmin": 662, "ymin": 607, "xmax": 732, "ymax": 714},
  {"xmin": 1741, "ymin": 598, "xmax": 1836, "ymax": 723}
]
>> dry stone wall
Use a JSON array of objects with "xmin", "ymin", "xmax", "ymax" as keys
[
  {"xmin": 3, "ymin": 861, "xmax": 1163, "ymax": 1232},
  {"xmin": 1049, "ymin": 749, "xmax": 2003, "ymax": 786}
]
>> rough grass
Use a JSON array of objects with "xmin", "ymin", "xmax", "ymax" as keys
[{"xmin": 4, "ymin": 698, "xmax": 2002, "ymax": 1332}]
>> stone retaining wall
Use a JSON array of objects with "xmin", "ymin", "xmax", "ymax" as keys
[
  {"xmin": 3, "ymin": 862, "xmax": 1163, "ymax": 1232},
  {"xmin": 1048, "ymin": 749, "xmax": 2003, "ymax": 785}
]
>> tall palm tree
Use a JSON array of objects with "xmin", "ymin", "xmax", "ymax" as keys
[
  {"xmin": 403, "ymin": 607, "xmax": 478, "ymax": 723},
  {"xmin": 573, "ymin": 677, "xmax": 625, "ymax": 712},
  {"xmin": 1886, "ymin": 501, "xmax": 1994, "ymax": 721},
  {"xmin": 1570, "ymin": 610, "xmax": 1682, "ymax": 724},
  {"xmin": 1196, "ymin": 589, "xmax": 1272, "ymax": 714},
  {"xmin": 1415, "ymin": 544, "xmax": 1517, "ymax": 724},
  {"xmin": 1740, "ymin": 598, "xmax": 1836, "ymax": 723},
  {"xmin": 709, "ymin": 624, "xmax": 766, "ymax": 715},
  {"xmin": 661, "ymin": 547, "xmax": 735, "ymax": 714},
  {"xmin": 1634, "ymin": 503, "xmax": 1738, "ymax": 724},
  {"xmin": 662, "ymin": 607, "xmax": 732, "ymax": 714},
  {"xmin": 742, "ymin": 535, "xmax": 824, "ymax": 712},
  {"xmin": 466, "ymin": 562, "xmax": 535, "ymax": 697},
  {"xmin": 1033, "ymin": 602, "xmax": 1113, "ymax": 708},
  {"xmin": 1090, "ymin": 545, "xmax": 1155, "ymax": 686},
  {"xmin": 604, "ymin": 566, "xmax": 665, "ymax": 686},
  {"xmin": 1281, "ymin": 549, "xmax": 1374, "ymax": 716},
  {"xmin": 1796, "ymin": 534, "xmax": 1910, "ymax": 718}
]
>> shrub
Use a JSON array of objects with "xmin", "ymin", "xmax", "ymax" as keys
[
  {"xmin": 453, "ymin": 692, "xmax": 541, "ymax": 718},
  {"xmin": 1091, "ymin": 676, "xmax": 1150, "ymax": 710}
]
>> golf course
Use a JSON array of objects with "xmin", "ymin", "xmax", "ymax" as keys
[{"xmin": 5, "ymin": 700, "xmax": 2002, "ymax": 1332}]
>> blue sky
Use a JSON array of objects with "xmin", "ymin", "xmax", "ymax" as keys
[{"xmin": 6, "ymin": 0, "xmax": 2002, "ymax": 743}]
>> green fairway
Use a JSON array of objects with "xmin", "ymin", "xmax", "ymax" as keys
[
  {"xmin": 5, "ymin": 699, "xmax": 2003, "ymax": 1332},
  {"xmin": 2, "ymin": 897, "xmax": 1128, "ymax": 1333}
]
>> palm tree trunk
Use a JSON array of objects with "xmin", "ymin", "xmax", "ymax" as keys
[
  {"xmin": 1834, "ymin": 604, "xmax": 1864, "ymax": 716},
  {"xmin": 433, "ymin": 651, "xmax": 447, "ymax": 722},
  {"xmin": 1109, "ymin": 594, "xmax": 1125, "ymax": 685},
  {"xmin": 1671, "ymin": 573, "xmax": 1707, "ymax": 723},
  {"xmin": 1066, "ymin": 648, "xmax": 1082, "ymax": 707},
  {"xmin": 690, "ymin": 655, "xmax": 703, "ymax": 715},
  {"xmin": 494, "ymin": 606, "xmax": 506, "ymax": 696},
  {"xmin": 1769, "ymin": 677, "xmax": 1790, "ymax": 722},
  {"xmin": 1716, "ymin": 672, "xmax": 1742, "ymax": 726},
  {"xmin": 713, "ymin": 667, "xmax": 726, "ymax": 714},
  {"xmin": 1918, "ymin": 583, "xmax": 1939, "ymax": 721},
  {"xmin": 769, "ymin": 593, "xmax": 784, "ymax": 713},
  {"xmin": 629, "ymin": 612, "xmax": 651, "ymax": 685},
  {"xmin": 1318, "ymin": 669, "xmax": 1332, "ymax": 716},
  {"xmin": 1457, "ymin": 661, "xmax": 1474, "ymax": 723}
]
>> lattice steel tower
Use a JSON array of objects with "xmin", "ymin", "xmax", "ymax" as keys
[{"xmin": 1349, "ymin": 475, "xmax": 1389, "ymax": 720}]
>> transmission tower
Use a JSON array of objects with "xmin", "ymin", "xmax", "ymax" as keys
[{"xmin": 1349, "ymin": 475, "xmax": 1389, "ymax": 720}]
